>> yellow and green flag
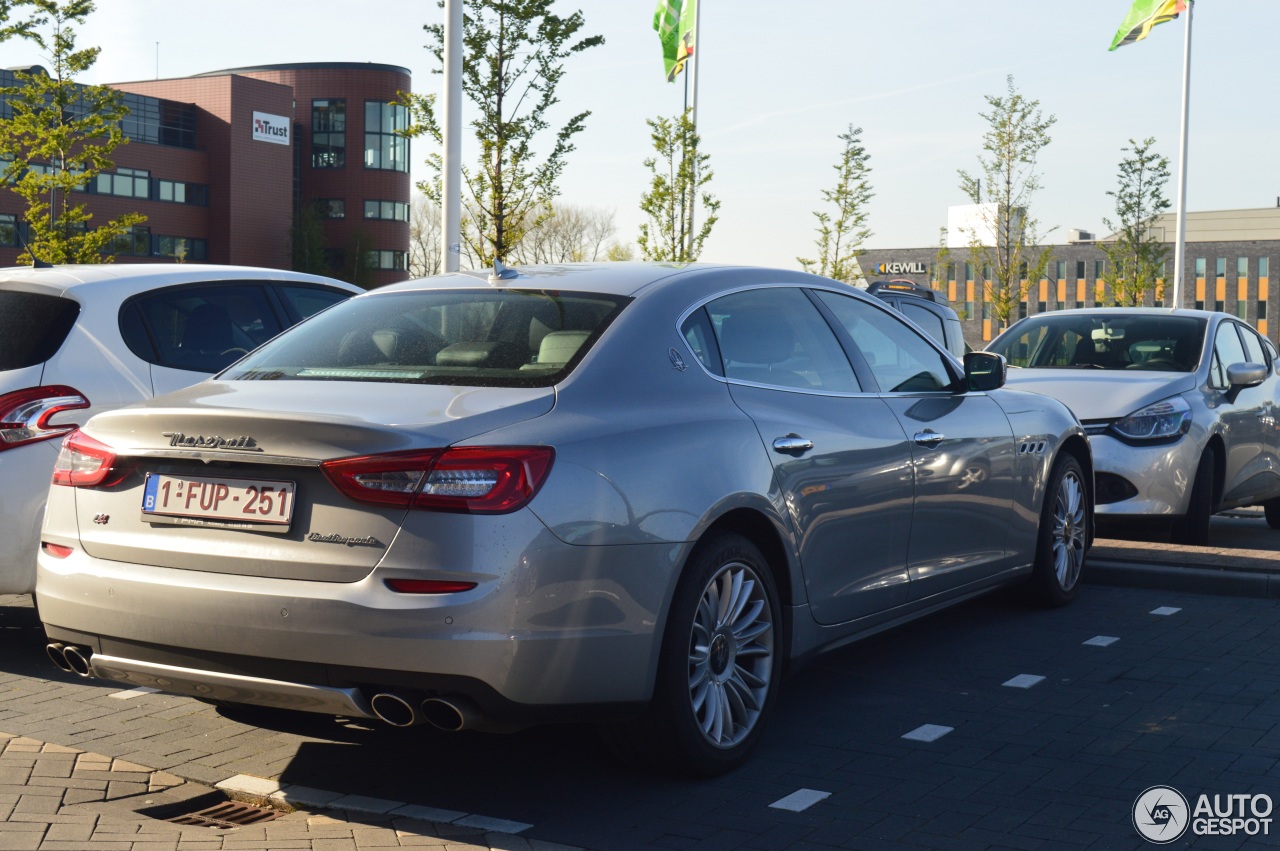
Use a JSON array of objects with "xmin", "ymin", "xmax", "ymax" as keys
[
  {"xmin": 1109, "ymin": 0, "xmax": 1188, "ymax": 51},
  {"xmin": 653, "ymin": 0, "xmax": 697, "ymax": 82}
]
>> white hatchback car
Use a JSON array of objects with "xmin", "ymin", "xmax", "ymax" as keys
[{"xmin": 0, "ymin": 264, "xmax": 359, "ymax": 596}]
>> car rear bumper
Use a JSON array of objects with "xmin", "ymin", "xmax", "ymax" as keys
[{"xmin": 36, "ymin": 533, "xmax": 679, "ymax": 718}]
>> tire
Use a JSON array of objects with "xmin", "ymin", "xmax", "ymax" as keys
[
  {"xmin": 1173, "ymin": 447, "xmax": 1216, "ymax": 546},
  {"xmin": 1264, "ymin": 498, "xmax": 1280, "ymax": 530},
  {"xmin": 601, "ymin": 532, "xmax": 781, "ymax": 776},
  {"xmin": 1028, "ymin": 455, "xmax": 1089, "ymax": 607}
]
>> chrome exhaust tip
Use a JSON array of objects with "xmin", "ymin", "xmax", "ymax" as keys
[
  {"xmin": 420, "ymin": 695, "xmax": 482, "ymax": 732},
  {"xmin": 45, "ymin": 642, "xmax": 74, "ymax": 673},
  {"xmin": 62, "ymin": 645, "xmax": 93, "ymax": 678},
  {"xmin": 369, "ymin": 692, "xmax": 423, "ymax": 727}
]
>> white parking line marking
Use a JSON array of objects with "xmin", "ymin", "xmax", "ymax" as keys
[
  {"xmin": 1084, "ymin": 635, "xmax": 1120, "ymax": 647},
  {"xmin": 1150, "ymin": 606, "xmax": 1182, "ymax": 616},
  {"xmin": 455, "ymin": 814, "xmax": 533, "ymax": 834},
  {"xmin": 770, "ymin": 789, "xmax": 831, "ymax": 812},
  {"xmin": 902, "ymin": 724, "xmax": 953, "ymax": 742},
  {"xmin": 1003, "ymin": 674, "xmax": 1045, "ymax": 689},
  {"xmin": 108, "ymin": 686, "xmax": 160, "ymax": 700}
]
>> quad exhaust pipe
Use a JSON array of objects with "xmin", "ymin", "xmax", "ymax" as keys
[
  {"xmin": 46, "ymin": 643, "xmax": 93, "ymax": 677},
  {"xmin": 368, "ymin": 691, "xmax": 483, "ymax": 732}
]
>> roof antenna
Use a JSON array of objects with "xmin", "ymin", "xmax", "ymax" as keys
[
  {"xmin": 489, "ymin": 258, "xmax": 519, "ymax": 283},
  {"xmin": 15, "ymin": 227, "xmax": 52, "ymax": 268}
]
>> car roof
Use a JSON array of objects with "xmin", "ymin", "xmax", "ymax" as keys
[
  {"xmin": 376, "ymin": 262, "xmax": 819, "ymax": 299},
  {"xmin": 1010, "ymin": 306, "xmax": 1224, "ymax": 320},
  {"xmin": 0, "ymin": 264, "xmax": 358, "ymax": 298}
]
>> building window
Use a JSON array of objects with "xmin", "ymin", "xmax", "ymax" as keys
[
  {"xmin": 0, "ymin": 213, "xmax": 16, "ymax": 247},
  {"xmin": 1055, "ymin": 260, "xmax": 1066, "ymax": 280},
  {"xmin": 1261, "ymin": 301, "xmax": 1268, "ymax": 320},
  {"xmin": 965, "ymin": 300, "xmax": 974, "ymax": 319},
  {"xmin": 156, "ymin": 179, "xmax": 207, "ymax": 205},
  {"xmin": 1195, "ymin": 257, "xmax": 1206, "ymax": 277},
  {"xmin": 1238, "ymin": 257, "xmax": 1249, "ymax": 277},
  {"xmin": 316, "ymin": 199, "xmax": 345, "ymax": 219},
  {"xmin": 97, "ymin": 167, "xmax": 150, "ymax": 199},
  {"xmin": 946, "ymin": 262, "xmax": 956, "ymax": 281},
  {"xmin": 364, "ymin": 101, "xmax": 409, "ymax": 172},
  {"xmin": 156, "ymin": 235, "xmax": 208, "ymax": 261},
  {"xmin": 363, "ymin": 249, "xmax": 406, "ymax": 271},
  {"xmin": 364, "ymin": 199, "xmax": 408, "ymax": 221},
  {"xmin": 1261, "ymin": 258, "xmax": 1270, "ymax": 278},
  {"xmin": 312, "ymin": 99, "xmax": 346, "ymax": 169},
  {"xmin": 1037, "ymin": 300, "xmax": 1046, "ymax": 314},
  {"xmin": 1216, "ymin": 297, "xmax": 1225, "ymax": 312},
  {"xmin": 963, "ymin": 262, "xmax": 972, "ymax": 281},
  {"xmin": 1237, "ymin": 302, "xmax": 1248, "ymax": 320},
  {"xmin": 110, "ymin": 226, "xmax": 150, "ymax": 257},
  {"xmin": 1215, "ymin": 258, "xmax": 1226, "ymax": 279},
  {"xmin": 1094, "ymin": 259, "xmax": 1105, "ymax": 279}
]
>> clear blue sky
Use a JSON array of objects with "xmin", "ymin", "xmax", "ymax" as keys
[{"xmin": 14, "ymin": 0, "xmax": 1276, "ymax": 268}]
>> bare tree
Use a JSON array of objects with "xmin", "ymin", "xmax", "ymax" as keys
[
  {"xmin": 408, "ymin": 194, "xmax": 443, "ymax": 277},
  {"xmin": 515, "ymin": 203, "xmax": 617, "ymax": 263}
]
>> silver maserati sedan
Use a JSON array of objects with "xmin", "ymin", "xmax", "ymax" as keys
[
  {"xmin": 987, "ymin": 307, "xmax": 1280, "ymax": 545},
  {"xmin": 37, "ymin": 263, "xmax": 1092, "ymax": 775}
]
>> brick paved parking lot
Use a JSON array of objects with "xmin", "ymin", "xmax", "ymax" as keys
[{"xmin": 1, "ymin": 561, "xmax": 1279, "ymax": 849}]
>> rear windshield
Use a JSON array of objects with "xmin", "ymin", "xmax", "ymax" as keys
[
  {"xmin": 222, "ymin": 288, "xmax": 629, "ymax": 387},
  {"xmin": 989, "ymin": 314, "xmax": 1207, "ymax": 371},
  {"xmin": 0, "ymin": 291, "xmax": 80, "ymax": 371}
]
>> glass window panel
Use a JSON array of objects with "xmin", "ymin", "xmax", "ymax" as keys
[
  {"xmin": 1238, "ymin": 257, "xmax": 1249, "ymax": 276},
  {"xmin": 815, "ymin": 289, "xmax": 951, "ymax": 393}
]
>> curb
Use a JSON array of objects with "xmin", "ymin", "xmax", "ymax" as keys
[{"xmin": 1085, "ymin": 558, "xmax": 1280, "ymax": 599}]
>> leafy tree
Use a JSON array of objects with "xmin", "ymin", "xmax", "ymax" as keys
[
  {"xmin": 403, "ymin": 0, "xmax": 604, "ymax": 265},
  {"xmin": 1100, "ymin": 137, "xmax": 1171, "ymax": 307},
  {"xmin": 798, "ymin": 124, "xmax": 873, "ymax": 282},
  {"xmin": 290, "ymin": 201, "xmax": 330, "ymax": 276},
  {"xmin": 0, "ymin": 0, "xmax": 144, "ymax": 264},
  {"xmin": 0, "ymin": 0, "xmax": 37, "ymax": 42},
  {"xmin": 957, "ymin": 75, "xmax": 1056, "ymax": 331},
  {"xmin": 637, "ymin": 108, "xmax": 718, "ymax": 262}
]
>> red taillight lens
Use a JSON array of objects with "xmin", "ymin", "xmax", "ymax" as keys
[
  {"xmin": 0, "ymin": 385, "xmax": 89, "ymax": 451},
  {"xmin": 385, "ymin": 578, "xmax": 478, "ymax": 594},
  {"xmin": 41, "ymin": 542, "xmax": 74, "ymax": 559},
  {"xmin": 51, "ymin": 430, "xmax": 125, "ymax": 487},
  {"xmin": 322, "ymin": 446, "xmax": 554, "ymax": 514}
]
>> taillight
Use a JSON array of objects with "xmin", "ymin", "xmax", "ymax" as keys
[
  {"xmin": 51, "ymin": 430, "xmax": 127, "ymax": 487},
  {"xmin": 0, "ymin": 385, "xmax": 89, "ymax": 451},
  {"xmin": 322, "ymin": 446, "xmax": 554, "ymax": 514},
  {"xmin": 385, "ymin": 578, "xmax": 478, "ymax": 594},
  {"xmin": 41, "ymin": 542, "xmax": 74, "ymax": 559}
]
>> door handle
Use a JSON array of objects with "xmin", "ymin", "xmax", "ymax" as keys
[
  {"xmin": 772, "ymin": 435, "xmax": 814, "ymax": 454},
  {"xmin": 914, "ymin": 431, "xmax": 945, "ymax": 448}
]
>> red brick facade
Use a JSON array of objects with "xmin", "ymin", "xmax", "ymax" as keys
[{"xmin": 0, "ymin": 62, "xmax": 412, "ymax": 286}]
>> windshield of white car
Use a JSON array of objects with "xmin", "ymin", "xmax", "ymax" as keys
[
  {"xmin": 987, "ymin": 315, "xmax": 1206, "ymax": 372},
  {"xmin": 222, "ymin": 288, "xmax": 630, "ymax": 387}
]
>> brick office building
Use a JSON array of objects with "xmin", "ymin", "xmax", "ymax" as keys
[
  {"xmin": 0, "ymin": 62, "xmax": 412, "ymax": 287},
  {"xmin": 859, "ymin": 207, "xmax": 1280, "ymax": 347}
]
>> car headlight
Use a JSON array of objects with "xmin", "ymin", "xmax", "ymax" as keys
[{"xmin": 1112, "ymin": 395, "xmax": 1191, "ymax": 441}]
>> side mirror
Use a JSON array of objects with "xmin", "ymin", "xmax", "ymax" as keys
[
  {"xmin": 1224, "ymin": 362, "xmax": 1267, "ymax": 403},
  {"xmin": 965, "ymin": 351, "xmax": 1006, "ymax": 392}
]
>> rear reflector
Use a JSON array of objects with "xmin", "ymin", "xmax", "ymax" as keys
[
  {"xmin": 51, "ymin": 430, "xmax": 128, "ymax": 488},
  {"xmin": 384, "ymin": 578, "xmax": 478, "ymax": 594},
  {"xmin": 41, "ymin": 542, "xmax": 73, "ymax": 559},
  {"xmin": 322, "ymin": 446, "xmax": 554, "ymax": 514},
  {"xmin": 0, "ymin": 385, "xmax": 89, "ymax": 451}
]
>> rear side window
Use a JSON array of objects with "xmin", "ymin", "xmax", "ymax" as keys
[
  {"xmin": 279, "ymin": 285, "xmax": 352, "ymax": 320},
  {"xmin": 0, "ymin": 291, "xmax": 79, "ymax": 370},
  {"xmin": 223, "ymin": 288, "xmax": 629, "ymax": 387},
  {"xmin": 124, "ymin": 284, "xmax": 284, "ymax": 373},
  {"xmin": 900, "ymin": 302, "xmax": 946, "ymax": 347}
]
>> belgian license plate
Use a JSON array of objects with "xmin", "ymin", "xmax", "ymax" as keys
[{"xmin": 142, "ymin": 473, "xmax": 295, "ymax": 531}]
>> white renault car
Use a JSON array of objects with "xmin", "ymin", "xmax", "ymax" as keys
[{"xmin": 0, "ymin": 264, "xmax": 359, "ymax": 596}]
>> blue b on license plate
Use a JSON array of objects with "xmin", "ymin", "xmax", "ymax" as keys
[{"xmin": 142, "ymin": 473, "xmax": 295, "ymax": 530}]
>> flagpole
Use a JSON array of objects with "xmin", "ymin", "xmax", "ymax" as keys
[
  {"xmin": 1171, "ymin": 0, "xmax": 1193, "ymax": 307},
  {"xmin": 685, "ymin": 0, "xmax": 701, "ymax": 260},
  {"xmin": 442, "ymin": 0, "xmax": 463, "ymax": 273}
]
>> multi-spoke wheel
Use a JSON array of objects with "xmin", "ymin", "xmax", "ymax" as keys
[
  {"xmin": 1029, "ymin": 455, "xmax": 1089, "ymax": 606},
  {"xmin": 600, "ymin": 532, "xmax": 781, "ymax": 776}
]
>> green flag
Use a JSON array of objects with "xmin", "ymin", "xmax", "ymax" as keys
[
  {"xmin": 653, "ymin": 0, "xmax": 697, "ymax": 82},
  {"xmin": 1109, "ymin": 0, "xmax": 1187, "ymax": 51}
]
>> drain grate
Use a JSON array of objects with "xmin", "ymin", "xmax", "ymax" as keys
[{"xmin": 167, "ymin": 800, "xmax": 285, "ymax": 829}]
